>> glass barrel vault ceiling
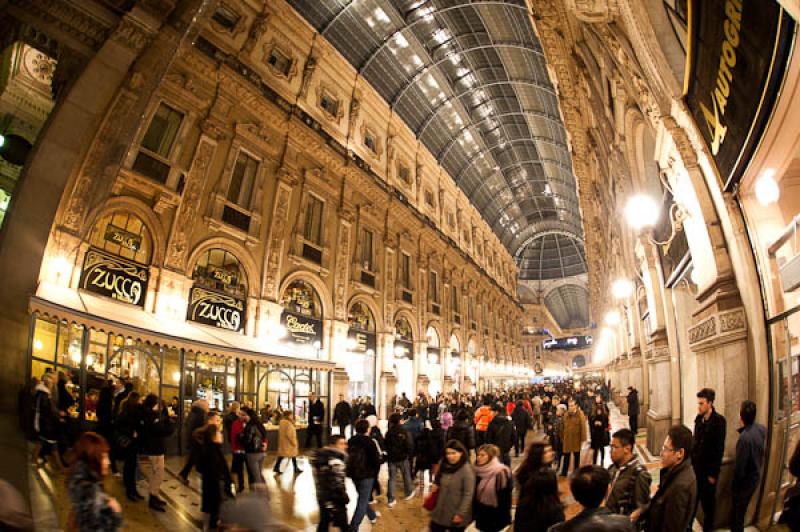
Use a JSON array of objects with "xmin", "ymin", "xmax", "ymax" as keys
[{"xmin": 287, "ymin": 1, "xmax": 587, "ymax": 285}]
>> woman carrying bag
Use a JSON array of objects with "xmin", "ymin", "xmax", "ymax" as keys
[
  {"xmin": 427, "ymin": 439, "xmax": 475, "ymax": 532},
  {"xmin": 274, "ymin": 411, "xmax": 302, "ymax": 474},
  {"xmin": 472, "ymin": 444, "xmax": 512, "ymax": 532}
]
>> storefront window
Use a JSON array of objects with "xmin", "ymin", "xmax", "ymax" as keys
[
  {"xmin": 188, "ymin": 249, "xmax": 248, "ymax": 332},
  {"xmin": 108, "ymin": 338, "xmax": 161, "ymax": 398},
  {"xmin": 89, "ymin": 212, "xmax": 152, "ymax": 265},
  {"xmin": 347, "ymin": 301, "xmax": 377, "ymax": 400},
  {"xmin": 56, "ymin": 322, "xmax": 85, "ymax": 369},
  {"xmin": 394, "ymin": 316, "xmax": 414, "ymax": 397},
  {"xmin": 426, "ymin": 326, "xmax": 442, "ymax": 395},
  {"xmin": 281, "ymin": 279, "xmax": 324, "ymax": 357}
]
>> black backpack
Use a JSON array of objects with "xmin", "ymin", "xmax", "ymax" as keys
[
  {"xmin": 494, "ymin": 419, "xmax": 515, "ymax": 452},
  {"xmin": 242, "ymin": 423, "xmax": 264, "ymax": 453}
]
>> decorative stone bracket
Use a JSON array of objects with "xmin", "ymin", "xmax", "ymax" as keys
[{"xmin": 688, "ymin": 308, "xmax": 747, "ymax": 352}]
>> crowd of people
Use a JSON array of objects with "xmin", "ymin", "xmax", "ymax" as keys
[{"xmin": 14, "ymin": 370, "xmax": 800, "ymax": 532}]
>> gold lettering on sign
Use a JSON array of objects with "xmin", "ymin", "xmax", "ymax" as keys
[
  {"xmin": 285, "ymin": 314, "xmax": 316, "ymax": 334},
  {"xmin": 699, "ymin": 0, "xmax": 742, "ymax": 154},
  {"xmin": 212, "ymin": 269, "xmax": 234, "ymax": 285}
]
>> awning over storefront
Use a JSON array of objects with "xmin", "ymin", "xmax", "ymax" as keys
[{"xmin": 30, "ymin": 283, "xmax": 336, "ymax": 372}]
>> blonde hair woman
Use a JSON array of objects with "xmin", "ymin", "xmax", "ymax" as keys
[
  {"xmin": 473, "ymin": 444, "xmax": 512, "ymax": 532},
  {"xmin": 274, "ymin": 411, "xmax": 302, "ymax": 474}
]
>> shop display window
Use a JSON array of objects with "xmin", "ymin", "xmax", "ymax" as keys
[
  {"xmin": 89, "ymin": 212, "xmax": 152, "ymax": 265},
  {"xmin": 108, "ymin": 338, "xmax": 161, "ymax": 398},
  {"xmin": 192, "ymin": 248, "xmax": 247, "ymax": 298}
]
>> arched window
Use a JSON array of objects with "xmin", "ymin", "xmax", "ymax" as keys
[
  {"xmin": 192, "ymin": 248, "xmax": 247, "ymax": 298},
  {"xmin": 281, "ymin": 279, "xmax": 322, "ymax": 320},
  {"xmin": 89, "ymin": 212, "xmax": 152, "ymax": 265},
  {"xmin": 347, "ymin": 301, "xmax": 377, "ymax": 401},
  {"xmin": 348, "ymin": 301, "xmax": 375, "ymax": 333}
]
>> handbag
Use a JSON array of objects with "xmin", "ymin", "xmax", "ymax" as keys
[{"xmin": 423, "ymin": 489, "xmax": 439, "ymax": 511}]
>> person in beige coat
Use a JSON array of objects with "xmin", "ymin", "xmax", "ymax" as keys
[
  {"xmin": 559, "ymin": 398, "xmax": 588, "ymax": 476},
  {"xmin": 273, "ymin": 411, "xmax": 302, "ymax": 474}
]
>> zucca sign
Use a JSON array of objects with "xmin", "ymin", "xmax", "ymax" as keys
[
  {"xmin": 187, "ymin": 286, "xmax": 246, "ymax": 332},
  {"xmin": 79, "ymin": 247, "xmax": 148, "ymax": 307},
  {"xmin": 684, "ymin": 0, "xmax": 795, "ymax": 190}
]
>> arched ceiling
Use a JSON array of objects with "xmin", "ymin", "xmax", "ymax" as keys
[
  {"xmin": 544, "ymin": 284, "xmax": 589, "ymax": 330},
  {"xmin": 288, "ymin": 0, "xmax": 586, "ymax": 286}
]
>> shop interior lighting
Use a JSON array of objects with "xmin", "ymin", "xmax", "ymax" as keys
[
  {"xmin": 755, "ymin": 168, "xmax": 780, "ymax": 206},
  {"xmin": 172, "ymin": 371, "xmax": 181, "ymax": 382},
  {"xmin": 604, "ymin": 310, "xmax": 621, "ymax": 326}
]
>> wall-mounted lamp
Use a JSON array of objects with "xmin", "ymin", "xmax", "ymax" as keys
[
  {"xmin": 624, "ymin": 193, "xmax": 688, "ymax": 246},
  {"xmin": 611, "ymin": 279, "xmax": 633, "ymax": 300},
  {"xmin": 755, "ymin": 168, "xmax": 780, "ymax": 206}
]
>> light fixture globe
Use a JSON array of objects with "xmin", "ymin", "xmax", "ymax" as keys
[
  {"xmin": 755, "ymin": 169, "xmax": 780, "ymax": 206},
  {"xmin": 611, "ymin": 279, "xmax": 633, "ymax": 300},
  {"xmin": 625, "ymin": 194, "xmax": 660, "ymax": 230},
  {"xmin": 604, "ymin": 310, "xmax": 621, "ymax": 326}
]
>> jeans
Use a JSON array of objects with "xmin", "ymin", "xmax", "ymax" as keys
[
  {"xmin": 138, "ymin": 454, "xmax": 165, "ymax": 496},
  {"xmin": 350, "ymin": 478, "xmax": 377, "ymax": 531},
  {"xmin": 515, "ymin": 431, "xmax": 527, "ymax": 456},
  {"xmin": 560, "ymin": 451, "xmax": 580, "ymax": 476},
  {"xmin": 387, "ymin": 460, "xmax": 413, "ymax": 502},
  {"xmin": 231, "ymin": 452, "xmax": 246, "ymax": 491},
  {"xmin": 318, "ymin": 504, "xmax": 348, "ymax": 532},
  {"xmin": 500, "ymin": 451, "xmax": 511, "ymax": 466},
  {"xmin": 730, "ymin": 485, "xmax": 756, "ymax": 532},
  {"xmin": 245, "ymin": 452, "xmax": 265, "ymax": 485}
]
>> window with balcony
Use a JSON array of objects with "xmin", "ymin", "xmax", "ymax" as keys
[
  {"xmin": 302, "ymin": 194, "xmax": 324, "ymax": 264},
  {"xmin": 133, "ymin": 103, "xmax": 183, "ymax": 184},
  {"xmin": 452, "ymin": 284, "xmax": 461, "ymax": 324},
  {"xmin": 358, "ymin": 227, "xmax": 375, "ymax": 287},
  {"xmin": 399, "ymin": 252, "xmax": 412, "ymax": 303},
  {"xmin": 212, "ymin": 3, "xmax": 240, "ymax": 31},
  {"xmin": 429, "ymin": 270, "xmax": 440, "ymax": 315}
]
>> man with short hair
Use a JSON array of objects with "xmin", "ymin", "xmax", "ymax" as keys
[
  {"xmin": 333, "ymin": 393, "xmax": 352, "ymax": 437},
  {"xmin": 549, "ymin": 465, "xmax": 634, "ymax": 531},
  {"xmin": 640, "ymin": 425, "xmax": 697, "ymax": 532},
  {"xmin": 487, "ymin": 402, "xmax": 517, "ymax": 465},
  {"xmin": 692, "ymin": 388, "xmax": 726, "ymax": 531},
  {"xmin": 627, "ymin": 387, "xmax": 639, "ymax": 435},
  {"xmin": 606, "ymin": 428, "xmax": 651, "ymax": 520},
  {"xmin": 312, "ymin": 434, "xmax": 349, "ymax": 531},
  {"xmin": 347, "ymin": 419, "xmax": 381, "ymax": 530},
  {"xmin": 731, "ymin": 400, "xmax": 766, "ymax": 532},
  {"xmin": 179, "ymin": 399, "xmax": 209, "ymax": 483},
  {"xmin": 306, "ymin": 392, "xmax": 325, "ymax": 448}
]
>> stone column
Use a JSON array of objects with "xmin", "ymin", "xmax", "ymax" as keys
[
  {"xmin": 415, "ymin": 340, "xmax": 428, "ymax": 395},
  {"xmin": 645, "ymin": 337, "xmax": 672, "ymax": 455}
]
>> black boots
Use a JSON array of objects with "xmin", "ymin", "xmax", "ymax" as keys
[{"xmin": 149, "ymin": 495, "xmax": 167, "ymax": 512}]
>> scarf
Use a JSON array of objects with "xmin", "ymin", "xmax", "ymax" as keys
[
  {"xmin": 475, "ymin": 458, "xmax": 510, "ymax": 508},
  {"xmin": 439, "ymin": 453, "xmax": 468, "ymax": 475}
]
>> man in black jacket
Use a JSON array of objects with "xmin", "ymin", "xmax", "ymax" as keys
[
  {"xmin": 347, "ymin": 419, "xmax": 381, "ymax": 530},
  {"xmin": 487, "ymin": 403, "xmax": 516, "ymax": 466},
  {"xmin": 306, "ymin": 393, "xmax": 325, "ymax": 448},
  {"xmin": 511, "ymin": 400, "xmax": 531, "ymax": 457},
  {"xmin": 550, "ymin": 465, "xmax": 634, "ymax": 531},
  {"xmin": 627, "ymin": 387, "xmax": 639, "ymax": 435},
  {"xmin": 312, "ymin": 435, "xmax": 349, "ymax": 531},
  {"xmin": 179, "ymin": 399, "xmax": 208, "ymax": 483},
  {"xmin": 332, "ymin": 394, "xmax": 352, "ymax": 437},
  {"xmin": 607, "ymin": 428, "xmax": 651, "ymax": 518},
  {"xmin": 641, "ymin": 425, "xmax": 697, "ymax": 532},
  {"xmin": 731, "ymin": 400, "xmax": 765, "ymax": 532},
  {"xmin": 692, "ymin": 388, "xmax": 726, "ymax": 531}
]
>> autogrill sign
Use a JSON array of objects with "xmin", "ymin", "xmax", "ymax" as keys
[
  {"xmin": 79, "ymin": 247, "xmax": 148, "ymax": 307},
  {"xmin": 187, "ymin": 286, "xmax": 245, "ymax": 332},
  {"xmin": 684, "ymin": 0, "xmax": 795, "ymax": 190}
]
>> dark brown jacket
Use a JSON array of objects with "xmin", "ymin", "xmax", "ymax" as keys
[{"xmin": 641, "ymin": 459, "xmax": 697, "ymax": 532}]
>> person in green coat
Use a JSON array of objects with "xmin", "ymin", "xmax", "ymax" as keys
[{"xmin": 429, "ymin": 439, "xmax": 475, "ymax": 531}]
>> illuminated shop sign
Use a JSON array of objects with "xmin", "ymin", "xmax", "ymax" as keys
[
  {"xmin": 281, "ymin": 310, "xmax": 323, "ymax": 347},
  {"xmin": 79, "ymin": 247, "xmax": 148, "ymax": 307},
  {"xmin": 393, "ymin": 340, "xmax": 414, "ymax": 360},
  {"xmin": 348, "ymin": 329, "xmax": 376, "ymax": 354},
  {"xmin": 684, "ymin": 0, "xmax": 795, "ymax": 190},
  {"xmin": 543, "ymin": 335, "xmax": 593, "ymax": 351},
  {"xmin": 103, "ymin": 224, "xmax": 142, "ymax": 252},
  {"xmin": 187, "ymin": 286, "xmax": 246, "ymax": 332}
]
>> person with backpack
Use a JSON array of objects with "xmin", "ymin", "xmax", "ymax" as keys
[
  {"xmin": 486, "ymin": 404, "xmax": 516, "ymax": 466},
  {"xmin": 241, "ymin": 408, "xmax": 267, "ymax": 485},
  {"xmin": 274, "ymin": 411, "xmax": 302, "ymax": 474},
  {"xmin": 447, "ymin": 410, "xmax": 476, "ymax": 454},
  {"xmin": 414, "ymin": 422, "xmax": 435, "ymax": 486},
  {"xmin": 347, "ymin": 419, "xmax": 381, "ymax": 530},
  {"xmin": 474, "ymin": 398, "xmax": 495, "ymax": 447},
  {"xmin": 606, "ymin": 428, "xmax": 651, "ymax": 519},
  {"xmin": 385, "ymin": 413, "xmax": 415, "ymax": 506},
  {"xmin": 511, "ymin": 400, "xmax": 531, "ymax": 457}
]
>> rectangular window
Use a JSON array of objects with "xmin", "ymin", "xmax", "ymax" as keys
[
  {"xmin": 360, "ymin": 228, "xmax": 374, "ymax": 271},
  {"xmin": 451, "ymin": 285, "xmax": 459, "ymax": 312},
  {"xmin": 303, "ymin": 195, "xmax": 324, "ymax": 246},
  {"xmin": 429, "ymin": 271, "xmax": 440, "ymax": 304},
  {"xmin": 212, "ymin": 4, "xmax": 240, "ymax": 31},
  {"xmin": 400, "ymin": 253, "xmax": 411, "ymax": 290},
  {"xmin": 226, "ymin": 151, "xmax": 258, "ymax": 208},
  {"xmin": 268, "ymin": 48, "xmax": 291, "ymax": 76},
  {"xmin": 398, "ymin": 164, "xmax": 411, "ymax": 185},
  {"xmin": 141, "ymin": 103, "xmax": 183, "ymax": 159},
  {"xmin": 320, "ymin": 92, "xmax": 339, "ymax": 118},
  {"xmin": 424, "ymin": 189, "xmax": 435, "ymax": 207},
  {"xmin": 364, "ymin": 131, "xmax": 377, "ymax": 153}
]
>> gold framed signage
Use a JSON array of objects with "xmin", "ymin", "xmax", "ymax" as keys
[
  {"xmin": 103, "ymin": 224, "xmax": 142, "ymax": 252},
  {"xmin": 348, "ymin": 329, "xmax": 376, "ymax": 354},
  {"xmin": 684, "ymin": 0, "xmax": 795, "ymax": 191},
  {"xmin": 79, "ymin": 247, "xmax": 149, "ymax": 307},
  {"xmin": 281, "ymin": 310, "xmax": 323, "ymax": 346},
  {"xmin": 187, "ymin": 286, "xmax": 246, "ymax": 332}
]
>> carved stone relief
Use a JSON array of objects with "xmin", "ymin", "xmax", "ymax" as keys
[{"xmin": 263, "ymin": 181, "xmax": 293, "ymax": 300}]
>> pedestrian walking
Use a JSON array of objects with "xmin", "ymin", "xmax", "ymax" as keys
[
  {"xmin": 32, "ymin": 373, "xmax": 59, "ymax": 467},
  {"xmin": 474, "ymin": 398, "xmax": 495, "ymax": 447},
  {"xmin": 305, "ymin": 393, "xmax": 325, "ymax": 449},
  {"xmin": 627, "ymin": 387, "xmax": 639, "ymax": 434},
  {"xmin": 486, "ymin": 404, "xmax": 516, "ymax": 466},
  {"xmin": 447, "ymin": 410, "xmax": 476, "ymax": 453},
  {"xmin": 194, "ymin": 424, "xmax": 233, "ymax": 531},
  {"xmin": 559, "ymin": 399, "xmax": 587, "ymax": 476},
  {"xmin": 333, "ymin": 393, "xmax": 352, "ymax": 437},
  {"xmin": 589, "ymin": 400, "xmax": 609, "ymax": 465},
  {"xmin": 385, "ymin": 412, "xmax": 415, "ymax": 506},
  {"xmin": 66, "ymin": 432, "xmax": 123, "ymax": 531},
  {"xmin": 511, "ymin": 400, "xmax": 531, "ymax": 457},
  {"xmin": 179, "ymin": 399, "xmax": 209, "ymax": 483},
  {"xmin": 312, "ymin": 435, "xmax": 349, "ymax": 532},
  {"xmin": 347, "ymin": 419, "xmax": 381, "ymax": 531},
  {"xmin": 428, "ymin": 439, "xmax": 475, "ymax": 532},
  {"xmin": 241, "ymin": 407, "xmax": 268, "ymax": 485},
  {"xmin": 514, "ymin": 442, "xmax": 563, "ymax": 532},
  {"xmin": 274, "ymin": 411, "xmax": 302, "ymax": 474},
  {"xmin": 731, "ymin": 400, "xmax": 765, "ymax": 532},
  {"xmin": 229, "ymin": 408, "xmax": 249, "ymax": 492},
  {"xmin": 137, "ymin": 394, "xmax": 176, "ymax": 512},
  {"xmin": 473, "ymin": 444, "xmax": 512, "ymax": 532},
  {"xmin": 113, "ymin": 391, "xmax": 142, "ymax": 502},
  {"xmin": 691, "ymin": 388, "xmax": 726, "ymax": 531}
]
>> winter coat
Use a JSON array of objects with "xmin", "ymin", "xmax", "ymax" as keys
[
  {"xmin": 692, "ymin": 409, "xmax": 727, "ymax": 480},
  {"xmin": 184, "ymin": 406, "xmax": 207, "ymax": 452},
  {"xmin": 196, "ymin": 441, "xmax": 232, "ymax": 514},
  {"xmin": 429, "ymin": 427, "xmax": 446, "ymax": 466},
  {"xmin": 347, "ymin": 433, "xmax": 381, "ymax": 480},
  {"xmin": 242, "ymin": 420, "xmax": 268, "ymax": 454},
  {"xmin": 333, "ymin": 401, "xmax": 352, "ymax": 426},
  {"xmin": 113, "ymin": 406, "xmax": 140, "ymax": 456},
  {"xmin": 447, "ymin": 420, "xmax": 477, "ymax": 450},
  {"xmin": 137, "ymin": 407, "xmax": 175, "ymax": 456},
  {"xmin": 33, "ymin": 384, "xmax": 57, "ymax": 441},
  {"xmin": 474, "ymin": 406, "xmax": 495, "ymax": 432},
  {"xmin": 473, "ymin": 467, "xmax": 512, "ymax": 532},
  {"xmin": 414, "ymin": 428, "xmax": 435, "ymax": 471},
  {"xmin": 96, "ymin": 385, "xmax": 114, "ymax": 429},
  {"xmin": 627, "ymin": 390, "xmax": 640, "ymax": 417},
  {"xmin": 441, "ymin": 411, "xmax": 454, "ymax": 430},
  {"xmin": 430, "ymin": 463, "xmax": 476, "ymax": 527},
  {"xmin": 67, "ymin": 460, "xmax": 122, "ymax": 531},
  {"xmin": 511, "ymin": 405, "xmax": 531, "ymax": 433},
  {"xmin": 733, "ymin": 422, "xmax": 766, "ymax": 493},
  {"xmin": 559, "ymin": 410, "xmax": 587, "ymax": 453},
  {"xmin": 308, "ymin": 400, "xmax": 325, "ymax": 426},
  {"xmin": 549, "ymin": 507, "xmax": 634, "ymax": 532},
  {"xmin": 277, "ymin": 419, "xmax": 299, "ymax": 457},
  {"xmin": 403, "ymin": 417, "xmax": 423, "ymax": 448},
  {"xmin": 312, "ymin": 447, "xmax": 349, "ymax": 506},
  {"xmin": 487, "ymin": 414, "xmax": 517, "ymax": 454},
  {"xmin": 359, "ymin": 403, "xmax": 377, "ymax": 419},
  {"xmin": 385, "ymin": 425, "xmax": 412, "ymax": 462},
  {"xmin": 589, "ymin": 410, "xmax": 609, "ymax": 450},
  {"xmin": 606, "ymin": 457, "xmax": 652, "ymax": 515},
  {"xmin": 641, "ymin": 459, "xmax": 697, "ymax": 532},
  {"xmin": 514, "ymin": 468, "xmax": 564, "ymax": 532},
  {"xmin": 230, "ymin": 419, "xmax": 245, "ymax": 453}
]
